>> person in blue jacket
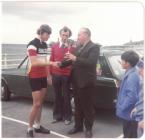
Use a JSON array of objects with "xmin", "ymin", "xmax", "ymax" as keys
[
  {"xmin": 116, "ymin": 50, "xmax": 140, "ymax": 138},
  {"xmin": 130, "ymin": 58, "xmax": 144, "ymax": 137}
]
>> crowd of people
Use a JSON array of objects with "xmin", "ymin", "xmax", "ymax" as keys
[{"xmin": 26, "ymin": 24, "xmax": 144, "ymax": 138}]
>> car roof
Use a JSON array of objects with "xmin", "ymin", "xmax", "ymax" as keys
[
  {"xmin": 100, "ymin": 45, "xmax": 125, "ymax": 56},
  {"xmin": 100, "ymin": 45, "xmax": 144, "ymax": 57}
]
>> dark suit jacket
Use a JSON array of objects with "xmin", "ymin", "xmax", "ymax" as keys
[{"xmin": 71, "ymin": 40, "xmax": 100, "ymax": 88}]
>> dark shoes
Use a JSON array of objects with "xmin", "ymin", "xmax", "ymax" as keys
[
  {"xmin": 68, "ymin": 127, "xmax": 92, "ymax": 138},
  {"xmin": 34, "ymin": 126, "xmax": 50, "ymax": 134},
  {"xmin": 85, "ymin": 130, "xmax": 93, "ymax": 138},
  {"xmin": 27, "ymin": 130, "xmax": 34, "ymax": 138},
  {"xmin": 68, "ymin": 127, "xmax": 83, "ymax": 134},
  {"xmin": 27, "ymin": 126, "xmax": 50, "ymax": 138}
]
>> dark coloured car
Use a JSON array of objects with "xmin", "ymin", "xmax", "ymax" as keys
[{"xmin": 1, "ymin": 46, "xmax": 143, "ymax": 109}]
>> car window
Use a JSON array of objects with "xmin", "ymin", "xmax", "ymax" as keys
[
  {"xmin": 96, "ymin": 56, "xmax": 113, "ymax": 78},
  {"xmin": 96, "ymin": 60, "xmax": 102, "ymax": 76},
  {"xmin": 108, "ymin": 55, "xmax": 125, "ymax": 80},
  {"xmin": 18, "ymin": 55, "xmax": 51, "ymax": 70},
  {"xmin": 18, "ymin": 57, "xmax": 29, "ymax": 69}
]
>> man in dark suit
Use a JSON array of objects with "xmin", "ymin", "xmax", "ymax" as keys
[{"xmin": 64, "ymin": 27, "xmax": 100, "ymax": 138}]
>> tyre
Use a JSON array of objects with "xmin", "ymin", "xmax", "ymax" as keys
[{"xmin": 1, "ymin": 80, "xmax": 11, "ymax": 101}]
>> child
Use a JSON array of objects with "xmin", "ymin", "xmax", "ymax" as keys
[{"xmin": 116, "ymin": 50, "xmax": 140, "ymax": 138}]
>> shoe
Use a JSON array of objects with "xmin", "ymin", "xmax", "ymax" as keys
[
  {"xmin": 85, "ymin": 130, "xmax": 92, "ymax": 138},
  {"xmin": 27, "ymin": 130, "xmax": 34, "ymax": 138},
  {"xmin": 34, "ymin": 126, "xmax": 50, "ymax": 134},
  {"xmin": 64, "ymin": 120, "xmax": 71, "ymax": 125},
  {"xmin": 51, "ymin": 119, "xmax": 62, "ymax": 124},
  {"xmin": 68, "ymin": 127, "xmax": 83, "ymax": 135}
]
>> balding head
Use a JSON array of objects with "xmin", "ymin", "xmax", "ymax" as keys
[
  {"xmin": 77, "ymin": 27, "xmax": 91, "ymax": 45},
  {"xmin": 80, "ymin": 27, "xmax": 91, "ymax": 37}
]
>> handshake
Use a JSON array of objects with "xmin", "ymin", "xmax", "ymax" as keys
[{"xmin": 50, "ymin": 52, "xmax": 76, "ymax": 68}]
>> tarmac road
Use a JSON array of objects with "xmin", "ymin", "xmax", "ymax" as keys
[{"xmin": 1, "ymin": 96, "xmax": 122, "ymax": 138}]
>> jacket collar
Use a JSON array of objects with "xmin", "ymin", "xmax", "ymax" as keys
[
  {"xmin": 124, "ymin": 67, "xmax": 137, "ymax": 78},
  {"xmin": 119, "ymin": 67, "xmax": 137, "ymax": 92},
  {"xmin": 76, "ymin": 40, "xmax": 92, "ymax": 56}
]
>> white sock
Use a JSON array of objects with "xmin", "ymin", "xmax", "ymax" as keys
[
  {"xmin": 27, "ymin": 127, "xmax": 33, "ymax": 132},
  {"xmin": 33, "ymin": 122, "xmax": 40, "ymax": 129}
]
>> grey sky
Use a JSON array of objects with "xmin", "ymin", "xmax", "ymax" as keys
[
  {"xmin": 2, "ymin": 1, "xmax": 144, "ymax": 45},
  {"xmin": 2, "ymin": 2, "xmax": 82, "ymax": 21}
]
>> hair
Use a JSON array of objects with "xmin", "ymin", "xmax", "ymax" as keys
[
  {"xmin": 121, "ymin": 50, "xmax": 139, "ymax": 67},
  {"xmin": 37, "ymin": 24, "xmax": 52, "ymax": 35},
  {"xmin": 59, "ymin": 26, "xmax": 72, "ymax": 37},
  {"xmin": 81, "ymin": 27, "xmax": 91, "ymax": 37}
]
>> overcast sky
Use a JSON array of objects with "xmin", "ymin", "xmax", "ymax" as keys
[{"xmin": 2, "ymin": 1, "xmax": 144, "ymax": 45}]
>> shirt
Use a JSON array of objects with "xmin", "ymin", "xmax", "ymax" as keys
[{"xmin": 27, "ymin": 38, "xmax": 49, "ymax": 78}]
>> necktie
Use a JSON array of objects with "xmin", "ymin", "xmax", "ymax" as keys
[{"xmin": 61, "ymin": 44, "xmax": 65, "ymax": 48}]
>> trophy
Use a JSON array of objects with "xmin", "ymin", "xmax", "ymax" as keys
[{"xmin": 58, "ymin": 39, "xmax": 75, "ymax": 68}]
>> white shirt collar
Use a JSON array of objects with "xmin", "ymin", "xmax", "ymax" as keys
[
  {"xmin": 59, "ymin": 41, "xmax": 63, "ymax": 48},
  {"xmin": 59, "ymin": 41, "xmax": 68, "ymax": 48}
]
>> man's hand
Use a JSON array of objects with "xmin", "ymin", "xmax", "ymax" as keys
[
  {"xmin": 64, "ymin": 53, "xmax": 76, "ymax": 61},
  {"xmin": 50, "ymin": 61, "xmax": 61, "ymax": 67}
]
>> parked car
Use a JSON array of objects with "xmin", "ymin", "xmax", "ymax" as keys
[{"xmin": 1, "ymin": 46, "xmax": 143, "ymax": 109}]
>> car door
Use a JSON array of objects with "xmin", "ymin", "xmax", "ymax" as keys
[
  {"xmin": 94, "ymin": 55, "xmax": 118, "ymax": 109},
  {"xmin": 2, "ymin": 57, "xmax": 31, "ymax": 96}
]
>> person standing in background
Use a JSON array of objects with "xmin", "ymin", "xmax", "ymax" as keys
[
  {"xmin": 49, "ymin": 26, "xmax": 75, "ymax": 125},
  {"xmin": 116, "ymin": 50, "xmax": 140, "ymax": 138}
]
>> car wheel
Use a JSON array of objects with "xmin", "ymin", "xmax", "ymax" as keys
[{"xmin": 1, "ymin": 81, "xmax": 11, "ymax": 101}]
